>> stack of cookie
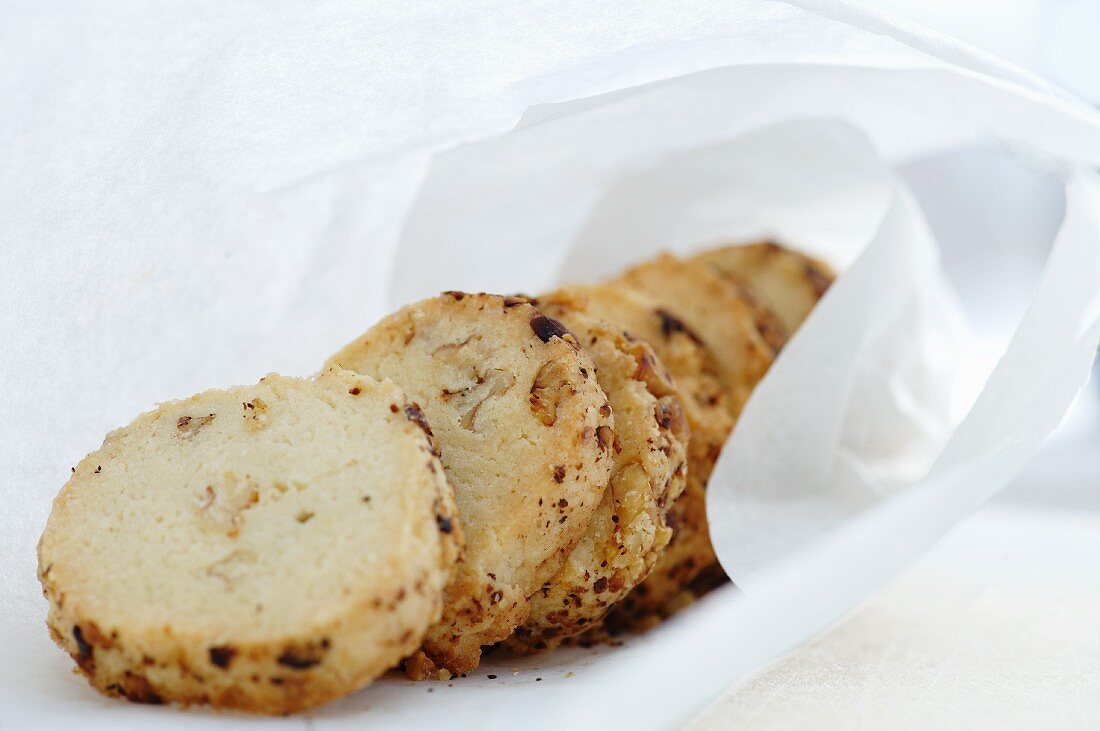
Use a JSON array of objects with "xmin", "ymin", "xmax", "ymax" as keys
[{"xmin": 37, "ymin": 243, "xmax": 834, "ymax": 714}]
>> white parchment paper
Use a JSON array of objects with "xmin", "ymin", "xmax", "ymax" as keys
[{"xmin": 2, "ymin": 2, "xmax": 1099, "ymax": 729}]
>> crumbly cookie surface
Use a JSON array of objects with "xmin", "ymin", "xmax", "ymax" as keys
[
  {"xmin": 508, "ymin": 310, "xmax": 688, "ymax": 650},
  {"xmin": 37, "ymin": 371, "xmax": 460, "ymax": 714},
  {"xmin": 693, "ymin": 242, "xmax": 836, "ymax": 338},
  {"xmin": 326, "ymin": 292, "xmax": 614, "ymax": 675},
  {"xmin": 535, "ymin": 285, "xmax": 734, "ymax": 619}
]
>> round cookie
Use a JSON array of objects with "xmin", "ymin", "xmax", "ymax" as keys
[
  {"xmin": 613, "ymin": 252, "xmax": 776, "ymax": 418},
  {"xmin": 508, "ymin": 310, "xmax": 689, "ymax": 651},
  {"xmin": 724, "ymin": 276, "xmax": 789, "ymax": 354},
  {"xmin": 535, "ymin": 286, "xmax": 733, "ymax": 620},
  {"xmin": 692, "ymin": 242, "xmax": 836, "ymax": 338},
  {"xmin": 37, "ymin": 370, "xmax": 461, "ymax": 715},
  {"xmin": 326, "ymin": 292, "xmax": 614, "ymax": 676}
]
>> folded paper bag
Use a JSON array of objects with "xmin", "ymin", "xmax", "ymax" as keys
[{"xmin": 3, "ymin": 1, "xmax": 1100, "ymax": 729}]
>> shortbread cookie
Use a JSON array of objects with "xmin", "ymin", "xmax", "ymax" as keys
[
  {"xmin": 37, "ymin": 371, "xmax": 461, "ymax": 715},
  {"xmin": 693, "ymin": 242, "xmax": 835, "ymax": 337},
  {"xmin": 326, "ymin": 292, "xmax": 614, "ymax": 675},
  {"xmin": 535, "ymin": 286, "xmax": 733, "ymax": 619},
  {"xmin": 613, "ymin": 253, "xmax": 776, "ymax": 417},
  {"xmin": 508, "ymin": 310, "xmax": 689, "ymax": 651},
  {"xmin": 724, "ymin": 276, "xmax": 789, "ymax": 354}
]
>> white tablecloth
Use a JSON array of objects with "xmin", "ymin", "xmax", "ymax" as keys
[{"xmin": 689, "ymin": 394, "xmax": 1100, "ymax": 731}]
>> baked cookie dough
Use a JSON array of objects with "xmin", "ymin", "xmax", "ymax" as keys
[
  {"xmin": 327, "ymin": 292, "xmax": 614, "ymax": 675},
  {"xmin": 37, "ymin": 371, "xmax": 461, "ymax": 714}
]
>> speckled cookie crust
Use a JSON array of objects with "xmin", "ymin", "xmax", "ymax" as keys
[
  {"xmin": 508, "ymin": 309, "xmax": 689, "ymax": 650},
  {"xmin": 37, "ymin": 371, "xmax": 461, "ymax": 714},
  {"xmin": 326, "ymin": 292, "xmax": 614, "ymax": 675},
  {"xmin": 534, "ymin": 285, "xmax": 735, "ymax": 620}
]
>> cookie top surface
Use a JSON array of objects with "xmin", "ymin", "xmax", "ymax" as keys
[
  {"xmin": 512, "ymin": 310, "xmax": 689, "ymax": 649},
  {"xmin": 37, "ymin": 370, "xmax": 460, "ymax": 713},
  {"xmin": 693, "ymin": 242, "xmax": 835, "ymax": 337},
  {"xmin": 326, "ymin": 292, "xmax": 614, "ymax": 674},
  {"xmin": 614, "ymin": 253, "xmax": 776, "ymax": 417}
]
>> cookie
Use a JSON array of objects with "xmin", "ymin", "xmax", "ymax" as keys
[
  {"xmin": 606, "ymin": 255, "xmax": 781, "ymax": 619},
  {"xmin": 326, "ymin": 292, "xmax": 614, "ymax": 675},
  {"xmin": 613, "ymin": 253, "xmax": 776, "ymax": 417},
  {"xmin": 37, "ymin": 370, "xmax": 461, "ymax": 715},
  {"xmin": 647, "ymin": 562, "xmax": 734, "ymax": 621},
  {"xmin": 508, "ymin": 310, "xmax": 689, "ymax": 650},
  {"xmin": 692, "ymin": 242, "xmax": 836, "ymax": 337},
  {"xmin": 534, "ymin": 286, "xmax": 733, "ymax": 619},
  {"xmin": 723, "ymin": 276, "xmax": 789, "ymax": 354}
]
